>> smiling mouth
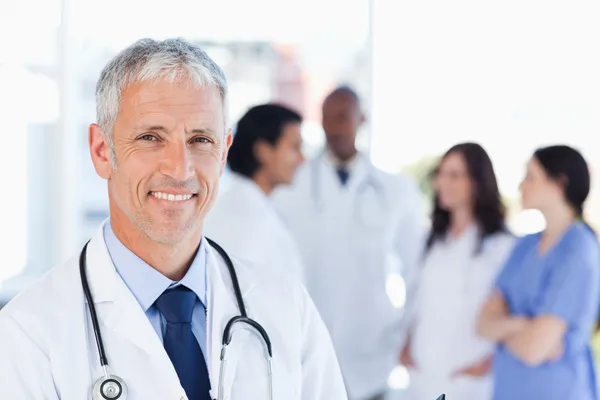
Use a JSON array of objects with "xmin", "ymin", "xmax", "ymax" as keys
[{"xmin": 149, "ymin": 191, "xmax": 195, "ymax": 202}]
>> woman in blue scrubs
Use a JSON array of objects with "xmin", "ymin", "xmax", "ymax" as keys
[{"xmin": 477, "ymin": 145, "xmax": 600, "ymax": 400}]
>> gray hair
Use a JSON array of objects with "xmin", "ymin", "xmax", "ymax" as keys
[{"xmin": 95, "ymin": 37, "xmax": 229, "ymax": 152}]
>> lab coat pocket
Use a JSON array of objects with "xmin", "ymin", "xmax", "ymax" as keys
[
  {"xmin": 355, "ymin": 184, "xmax": 388, "ymax": 233},
  {"xmin": 229, "ymin": 363, "xmax": 298, "ymax": 400},
  {"xmin": 358, "ymin": 231, "xmax": 388, "ymax": 269},
  {"xmin": 227, "ymin": 336, "xmax": 298, "ymax": 400},
  {"xmin": 228, "ymin": 371, "xmax": 269, "ymax": 400}
]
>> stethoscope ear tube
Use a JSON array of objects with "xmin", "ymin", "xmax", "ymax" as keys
[
  {"xmin": 205, "ymin": 237, "xmax": 248, "ymax": 318},
  {"xmin": 218, "ymin": 315, "xmax": 274, "ymax": 400},
  {"xmin": 82, "ymin": 241, "xmax": 128, "ymax": 399},
  {"xmin": 80, "ymin": 241, "xmax": 109, "ymax": 368},
  {"xmin": 207, "ymin": 238, "xmax": 275, "ymax": 400},
  {"xmin": 222, "ymin": 316, "xmax": 273, "ymax": 358}
]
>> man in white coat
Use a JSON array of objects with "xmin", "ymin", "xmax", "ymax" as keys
[
  {"xmin": 204, "ymin": 104, "xmax": 306, "ymax": 283},
  {"xmin": 273, "ymin": 86, "xmax": 425, "ymax": 400},
  {"xmin": 0, "ymin": 38, "xmax": 347, "ymax": 400}
]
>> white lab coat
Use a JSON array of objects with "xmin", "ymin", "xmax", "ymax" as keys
[
  {"xmin": 0, "ymin": 221, "xmax": 347, "ymax": 400},
  {"xmin": 407, "ymin": 226, "xmax": 516, "ymax": 400},
  {"xmin": 204, "ymin": 173, "xmax": 305, "ymax": 283},
  {"xmin": 272, "ymin": 152, "xmax": 425, "ymax": 400}
]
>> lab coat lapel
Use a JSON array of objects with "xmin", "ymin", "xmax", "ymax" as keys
[
  {"xmin": 85, "ymin": 224, "xmax": 184, "ymax": 396},
  {"xmin": 314, "ymin": 155, "xmax": 343, "ymax": 210},
  {"xmin": 345, "ymin": 155, "xmax": 369, "ymax": 193},
  {"xmin": 206, "ymin": 244, "xmax": 256, "ymax": 400},
  {"xmin": 317, "ymin": 152, "xmax": 369, "ymax": 201},
  {"xmin": 313, "ymin": 153, "xmax": 371, "ymax": 231}
]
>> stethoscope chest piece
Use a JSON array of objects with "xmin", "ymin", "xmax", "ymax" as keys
[{"xmin": 92, "ymin": 375, "xmax": 128, "ymax": 400}]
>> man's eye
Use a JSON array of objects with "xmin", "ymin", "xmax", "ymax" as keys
[{"xmin": 139, "ymin": 134, "xmax": 157, "ymax": 141}]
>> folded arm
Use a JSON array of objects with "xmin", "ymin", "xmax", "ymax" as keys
[
  {"xmin": 501, "ymin": 240, "xmax": 599, "ymax": 367},
  {"xmin": 477, "ymin": 290, "xmax": 565, "ymax": 366},
  {"xmin": 502, "ymin": 315, "xmax": 566, "ymax": 366},
  {"xmin": 477, "ymin": 289, "xmax": 529, "ymax": 342}
]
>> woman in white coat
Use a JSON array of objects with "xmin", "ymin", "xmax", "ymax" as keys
[
  {"xmin": 401, "ymin": 143, "xmax": 516, "ymax": 400},
  {"xmin": 204, "ymin": 104, "xmax": 306, "ymax": 283}
]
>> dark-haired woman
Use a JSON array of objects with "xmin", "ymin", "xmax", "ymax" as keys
[
  {"xmin": 402, "ymin": 143, "xmax": 515, "ymax": 400},
  {"xmin": 478, "ymin": 145, "xmax": 600, "ymax": 400}
]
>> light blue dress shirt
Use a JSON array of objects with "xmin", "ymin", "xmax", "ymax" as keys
[{"xmin": 103, "ymin": 222, "xmax": 208, "ymax": 359}]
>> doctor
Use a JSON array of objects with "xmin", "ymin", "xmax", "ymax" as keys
[
  {"xmin": 0, "ymin": 38, "xmax": 347, "ymax": 400},
  {"xmin": 204, "ymin": 104, "xmax": 306, "ymax": 283},
  {"xmin": 272, "ymin": 86, "xmax": 425, "ymax": 400}
]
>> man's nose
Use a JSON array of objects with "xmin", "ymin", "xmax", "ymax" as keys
[{"xmin": 160, "ymin": 139, "xmax": 195, "ymax": 182}]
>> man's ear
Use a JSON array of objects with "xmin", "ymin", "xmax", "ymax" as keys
[
  {"xmin": 89, "ymin": 123, "xmax": 112, "ymax": 179},
  {"xmin": 220, "ymin": 128, "xmax": 233, "ymax": 175},
  {"xmin": 359, "ymin": 111, "xmax": 366, "ymax": 126}
]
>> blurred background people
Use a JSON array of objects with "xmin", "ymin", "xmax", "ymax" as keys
[
  {"xmin": 478, "ymin": 145, "xmax": 600, "ymax": 400},
  {"xmin": 273, "ymin": 86, "xmax": 425, "ymax": 400},
  {"xmin": 204, "ymin": 104, "xmax": 306, "ymax": 282},
  {"xmin": 400, "ymin": 143, "xmax": 516, "ymax": 400}
]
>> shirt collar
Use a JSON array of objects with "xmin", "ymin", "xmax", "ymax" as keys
[
  {"xmin": 103, "ymin": 221, "xmax": 207, "ymax": 311},
  {"xmin": 444, "ymin": 223, "xmax": 478, "ymax": 243},
  {"xmin": 325, "ymin": 148, "xmax": 361, "ymax": 173}
]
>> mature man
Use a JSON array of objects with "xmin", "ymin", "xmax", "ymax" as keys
[
  {"xmin": 273, "ymin": 86, "xmax": 425, "ymax": 400},
  {"xmin": 0, "ymin": 38, "xmax": 347, "ymax": 400}
]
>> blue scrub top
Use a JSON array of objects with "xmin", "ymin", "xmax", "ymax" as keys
[{"xmin": 493, "ymin": 222, "xmax": 600, "ymax": 400}]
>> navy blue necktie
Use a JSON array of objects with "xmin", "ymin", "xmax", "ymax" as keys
[
  {"xmin": 155, "ymin": 286, "xmax": 211, "ymax": 400},
  {"xmin": 337, "ymin": 166, "xmax": 350, "ymax": 185}
]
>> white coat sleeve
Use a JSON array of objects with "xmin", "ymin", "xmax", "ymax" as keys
[
  {"xmin": 0, "ymin": 314, "xmax": 59, "ymax": 399},
  {"xmin": 299, "ymin": 286, "xmax": 348, "ymax": 400},
  {"xmin": 393, "ymin": 177, "xmax": 427, "ymax": 344}
]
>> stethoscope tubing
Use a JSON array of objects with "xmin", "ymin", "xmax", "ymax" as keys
[{"xmin": 81, "ymin": 237, "xmax": 274, "ymax": 400}]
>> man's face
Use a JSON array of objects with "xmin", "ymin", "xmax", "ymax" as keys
[
  {"xmin": 321, "ymin": 93, "xmax": 363, "ymax": 160},
  {"xmin": 89, "ymin": 79, "xmax": 232, "ymax": 244}
]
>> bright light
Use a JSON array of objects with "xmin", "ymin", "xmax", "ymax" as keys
[
  {"xmin": 81, "ymin": 0, "xmax": 369, "ymax": 47},
  {"xmin": 387, "ymin": 364, "xmax": 410, "ymax": 390},
  {"xmin": 371, "ymin": 0, "xmax": 600, "ymax": 181},
  {"xmin": 0, "ymin": 66, "xmax": 29, "ymax": 283},
  {"xmin": 386, "ymin": 273, "xmax": 406, "ymax": 309},
  {"xmin": 301, "ymin": 121, "xmax": 326, "ymax": 159}
]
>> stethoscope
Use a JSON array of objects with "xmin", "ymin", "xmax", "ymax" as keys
[
  {"xmin": 309, "ymin": 154, "xmax": 387, "ymax": 230},
  {"xmin": 80, "ymin": 237, "xmax": 274, "ymax": 400}
]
